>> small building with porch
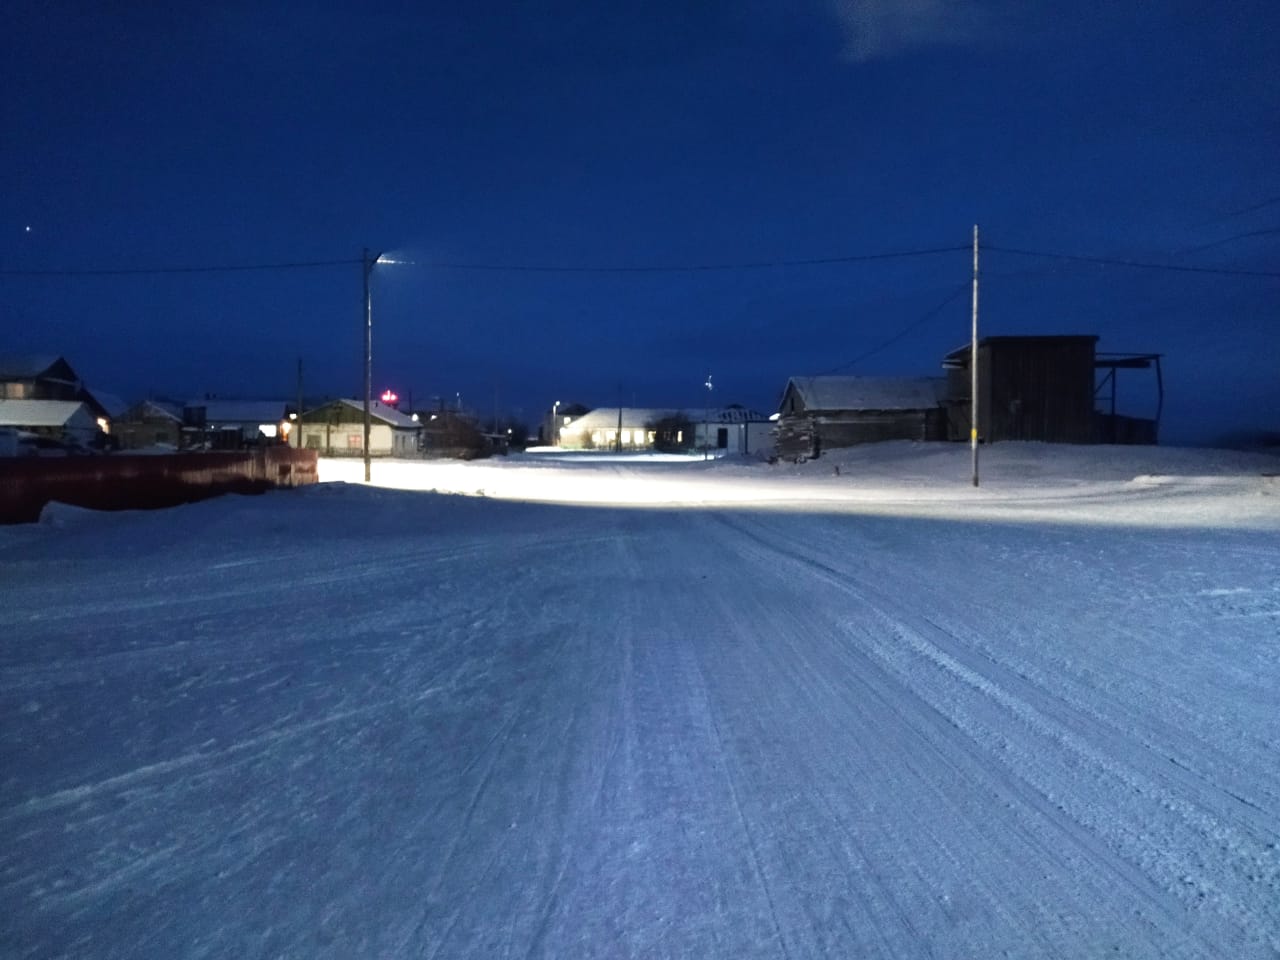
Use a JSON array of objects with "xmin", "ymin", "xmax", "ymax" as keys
[{"xmin": 297, "ymin": 398, "xmax": 421, "ymax": 457}]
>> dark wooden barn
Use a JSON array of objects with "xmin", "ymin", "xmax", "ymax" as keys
[
  {"xmin": 774, "ymin": 376, "xmax": 947, "ymax": 461},
  {"xmin": 942, "ymin": 336, "xmax": 1162, "ymax": 444}
]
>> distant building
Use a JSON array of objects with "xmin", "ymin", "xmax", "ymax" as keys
[
  {"xmin": 0, "ymin": 354, "xmax": 117, "ymax": 434},
  {"xmin": 0, "ymin": 399, "xmax": 100, "ymax": 450},
  {"xmin": 941, "ymin": 335, "xmax": 1162, "ymax": 444},
  {"xmin": 297, "ymin": 398, "xmax": 421, "ymax": 457},
  {"xmin": 774, "ymin": 376, "xmax": 947, "ymax": 461},
  {"xmin": 113, "ymin": 400, "xmax": 184, "ymax": 450},
  {"xmin": 184, "ymin": 399, "xmax": 292, "ymax": 449},
  {"xmin": 557, "ymin": 405, "xmax": 772, "ymax": 455}
]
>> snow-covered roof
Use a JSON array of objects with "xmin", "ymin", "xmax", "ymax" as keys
[
  {"xmin": 122, "ymin": 400, "xmax": 183, "ymax": 423},
  {"xmin": 326, "ymin": 398, "xmax": 421, "ymax": 429},
  {"xmin": 189, "ymin": 400, "xmax": 289, "ymax": 424},
  {"xmin": 0, "ymin": 399, "xmax": 90, "ymax": 427},
  {"xmin": 783, "ymin": 377, "xmax": 946, "ymax": 412}
]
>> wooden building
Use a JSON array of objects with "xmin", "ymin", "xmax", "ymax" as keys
[
  {"xmin": 941, "ymin": 336, "xmax": 1161, "ymax": 444},
  {"xmin": 774, "ymin": 377, "xmax": 947, "ymax": 461},
  {"xmin": 297, "ymin": 398, "xmax": 421, "ymax": 457},
  {"xmin": 113, "ymin": 400, "xmax": 184, "ymax": 450}
]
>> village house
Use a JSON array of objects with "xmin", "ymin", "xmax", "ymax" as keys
[
  {"xmin": 183, "ymin": 399, "xmax": 294, "ymax": 450},
  {"xmin": 0, "ymin": 355, "xmax": 118, "ymax": 449},
  {"xmin": 557, "ymin": 405, "xmax": 772, "ymax": 455},
  {"xmin": 296, "ymin": 398, "xmax": 421, "ymax": 457},
  {"xmin": 112, "ymin": 400, "xmax": 184, "ymax": 450}
]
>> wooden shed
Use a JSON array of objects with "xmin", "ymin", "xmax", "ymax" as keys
[
  {"xmin": 942, "ymin": 336, "xmax": 1162, "ymax": 444},
  {"xmin": 942, "ymin": 336, "xmax": 1099, "ymax": 443},
  {"xmin": 775, "ymin": 376, "xmax": 947, "ymax": 461}
]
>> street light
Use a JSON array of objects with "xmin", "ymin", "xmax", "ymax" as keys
[
  {"xmin": 362, "ymin": 249, "xmax": 408, "ymax": 483},
  {"xmin": 703, "ymin": 373, "xmax": 713, "ymax": 461},
  {"xmin": 552, "ymin": 400, "xmax": 560, "ymax": 446}
]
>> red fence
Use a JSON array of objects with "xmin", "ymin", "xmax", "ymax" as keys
[{"xmin": 0, "ymin": 448, "xmax": 318, "ymax": 525}]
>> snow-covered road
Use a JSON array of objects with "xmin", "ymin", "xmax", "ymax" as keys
[{"xmin": 3, "ymin": 447, "xmax": 1278, "ymax": 957}]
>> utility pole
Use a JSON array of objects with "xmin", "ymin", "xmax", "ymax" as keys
[
  {"xmin": 971, "ymin": 225, "xmax": 980, "ymax": 488},
  {"xmin": 362, "ymin": 248, "xmax": 375, "ymax": 483},
  {"xmin": 616, "ymin": 383, "xmax": 623, "ymax": 453},
  {"xmin": 295, "ymin": 356, "xmax": 303, "ymax": 450}
]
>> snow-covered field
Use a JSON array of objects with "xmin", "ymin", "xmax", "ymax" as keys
[{"xmin": 2, "ymin": 442, "xmax": 1278, "ymax": 958}]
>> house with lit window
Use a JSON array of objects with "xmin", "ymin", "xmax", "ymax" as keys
[
  {"xmin": 183, "ymin": 399, "xmax": 293, "ymax": 449},
  {"xmin": 0, "ymin": 354, "xmax": 118, "ymax": 428},
  {"xmin": 296, "ymin": 398, "xmax": 421, "ymax": 457},
  {"xmin": 557, "ymin": 405, "xmax": 771, "ymax": 455}
]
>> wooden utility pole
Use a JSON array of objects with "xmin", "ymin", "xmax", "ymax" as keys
[
  {"xmin": 295, "ymin": 357, "xmax": 303, "ymax": 450},
  {"xmin": 362, "ymin": 249, "xmax": 374, "ymax": 483},
  {"xmin": 971, "ymin": 225, "xmax": 980, "ymax": 487}
]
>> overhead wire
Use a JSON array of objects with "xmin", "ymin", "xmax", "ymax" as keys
[
  {"xmin": 982, "ymin": 244, "xmax": 1280, "ymax": 278},
  {"xmin": 819, "ymin": 282, "xmax": 971, "ymax": 374},
  {"xmin": 0, "ymin": 245, "xmax": 968, "ymax": 278}
]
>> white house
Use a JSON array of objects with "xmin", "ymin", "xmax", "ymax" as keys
[
  {"xmin": 297, "ymin": 398, "xmax": 421, "ymax": 457},
  {"xmin": 557, "ymin": 405, "xmax": 772, "ymax": 455}
]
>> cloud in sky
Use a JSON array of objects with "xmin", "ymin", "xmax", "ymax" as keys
[{"xmin": 826, "ymin": 0, "xmax": 1002, "ymax": 61}]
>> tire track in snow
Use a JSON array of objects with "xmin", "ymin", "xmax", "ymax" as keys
[
  {"xmin": 712, "ymin": 511, "xmax": 1269, "ymax": 956},
  {"xmin": 689, "ymin": 516, "xmax": 1133, "ymax": 956}
]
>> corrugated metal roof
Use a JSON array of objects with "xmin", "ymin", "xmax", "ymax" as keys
[
  {"xmin": 785, "ymin": 377, "xmax": 946, "ymax": 412},
  {"xmin": 0, "ymin": 399, "xmax": 89, "ymax": 427}
]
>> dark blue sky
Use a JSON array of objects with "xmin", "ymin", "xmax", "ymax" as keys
[{"xmin": 3, "ymin": 2, "xmax": 1277, "ymax": 442}]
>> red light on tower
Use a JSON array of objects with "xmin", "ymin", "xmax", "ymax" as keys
[{"xmin": 380, "ymin": 389, "xmax": 399, "ymax": 407}]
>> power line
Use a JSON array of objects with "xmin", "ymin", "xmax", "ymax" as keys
[
  {"xmin": 1193, "ymin": 194, "xmax": 1280, "ymax": 227},
  {"xmin": 1176, "ymin": 226, "xmax": 1280, "ymax": 255},
  {"xmin": 0, "ymin": 245, "xmax": 967, "ymax": 278},
  {"xmin": 8, "ymin": 240, "xmax": 1273, "ymax": 280},
  {"xmin": 820, "ymin": 282, "xmax": 970, "ymax": 374},
  {"xmin": 425, "ymin": 245, "xmax": 969, "ymax": 273},
  {"xmin": 0, "ymin": 258, "xmax": 362, "ymax": 277},
  {"xmin": 984, "ymin": 244, "xmax": 1280, "ymax": 278}
]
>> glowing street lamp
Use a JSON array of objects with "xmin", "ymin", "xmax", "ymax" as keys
[
  {"xmin": 703, "ymin": 373, "xmax": 713, "ymax": 461},
  {"xmin": 552, "ymin": 400, "xmax": 561, "ymax": 446},
  {"xmin": 362, "ymin": 249, "xmax": 408, "ymax": 482}
]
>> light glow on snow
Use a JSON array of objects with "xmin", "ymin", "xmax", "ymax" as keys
[{"xmin": 316, "ymin": 442, "xmax": 1280, "ymax": 531}]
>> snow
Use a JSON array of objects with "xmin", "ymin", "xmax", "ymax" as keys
[{"xmin": 2, "ymin": 442, "xmax": 1278, "ymax": 958}]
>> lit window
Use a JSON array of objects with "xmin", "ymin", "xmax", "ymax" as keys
[{"xmin": 677, "ymin": 430, "xmax": 683, "ymax": 443}]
